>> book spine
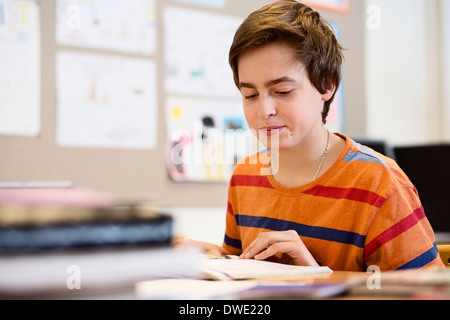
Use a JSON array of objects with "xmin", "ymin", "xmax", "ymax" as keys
[{"xmin": 0, "ymin": 219, "xmax": 172, "ymax": 251}]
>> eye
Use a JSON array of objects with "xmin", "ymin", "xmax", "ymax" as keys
[
  {"xmin": 276, "ymin": 89, "xmax": 294, "ymax": 96},
  {"xmin": 243, "ymin": 93, "xmax": 259, "ymax": 100}
]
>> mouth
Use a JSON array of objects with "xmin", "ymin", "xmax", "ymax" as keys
[{"xmin": 259, "ymin": 126, "xmax": 285, "ymax": 137}]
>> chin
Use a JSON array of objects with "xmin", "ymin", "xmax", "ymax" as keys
[{"xmin": 260, "ymin": 143, "xmax": 290, "ymax": 153}]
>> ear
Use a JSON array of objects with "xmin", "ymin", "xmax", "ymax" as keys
[{"xmin": 321, "ymin": 83, "xmax": 336, "ymax": 102}]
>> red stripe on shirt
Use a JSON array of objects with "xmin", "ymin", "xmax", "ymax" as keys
[
  {"xmin": 364, "ymin": 206, "xmax": 426, "ymax": 259},
  {"xmin": 230, "ymin": 175, "xmax": 274, "ymax": 189},
  {"xmin": 227, "ymin": 202, "xmax": 234, "ymax": 216},
  {"xmin": 303, "ymin": 185, "xmax": 387, "ymax": 208}
]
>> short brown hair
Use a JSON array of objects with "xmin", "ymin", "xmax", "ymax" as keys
[{"xmin": 229, "ymin": 0, "xmax": 344, "ymax": 124}]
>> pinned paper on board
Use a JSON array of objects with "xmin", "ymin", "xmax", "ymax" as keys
[
  {"xmin": 325, "ymin": 21, "xmax": 345, "ymax": 134},
  {"xmin": 301, "ymin": 0, "xmax": 351, "ymax": 14},
  {"xmin": 0, "ymin": 0, "xmax": 40, "ymax": 137},
  {"xmin": 163, "ymin": 7, "xmax": 250, "ymax": 182},
  {"xmin": 173, "ymin": 0, "xmax": 226, "ymax": 9},
  {"xmin": 56, "ymin": 51, "xmax": 158, "ymax": 150},
  {"xmin": 56, "ymin": 0, "xmax": 157, "ymax": 55},
  {"xmin": 165, "ymin": 97, "xmax": 259, "ymax": 183},
  {"xmin": 164, "ymin": 6, "xmax": 241, "ymax": 98},
  {"xmin": 326, "ymin": 81, "xmax": 345, "ymax": 134}
]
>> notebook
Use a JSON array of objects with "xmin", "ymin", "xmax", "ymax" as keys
[
  {"xmin": 201, "ymin": 257, "xmax": 333, "ymax": 280},
  {"xmin": 135, "ymin": 278, "xmax": 347, "ymax": 300}
]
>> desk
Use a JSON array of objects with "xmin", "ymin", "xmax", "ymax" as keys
[
  {"xmin": 256, "ymin": 269, "xmax": 450, "ymax": 300},
  {"xmin": 3, "ymin": 269, "xmax": 449, "ymax": 300},
  {"xmin": 131, "ymin": 268, "xmax": 449, "ymax": 301}
]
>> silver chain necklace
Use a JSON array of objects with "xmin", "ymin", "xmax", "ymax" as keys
[
  {"xmin": 313, "ymin": 130, "xmax": 330, "ymax": 181},
  {"xmin": 271, "ymin": 130, "xmax": 331, "ymax": 184}
]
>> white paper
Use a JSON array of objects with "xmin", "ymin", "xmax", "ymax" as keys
[
  {"xmin": 164, "ymin": 6, "xmax": 241, "ymax": 98},
  {"xmin": 303, "ymin": 0, "xmax": 350, "ymax": 13},
  {"xmin": 56, "ymin": 51, "xmax": 158, "ymax": 149},
  {"xmin": 173, "ymin": 0, "xmax": 226, "ymax": 9},
  {"xmin": 135, "ymin": 279, "xmax": 256, "ymax": 300},
  {"xmin": 0, "ymin": 0, "xmax": 40, "ymax": 137},
  {"xmin": 0, "ymin": 247, "xmax": 201, "ymax": 295},
  {"xmin": 324, "ymin": 21, "xmax": 345, "ymax": 134},
  {"xmin": 202, "ymin": 259, "xmax": 333, "ymax": 281},
  {"xmin": 56, "ymin": 0, "xmax": 156, "ymax": 55},
  {"xmin": 165, "ymin": 96, "xmax": 259, "ymax": 182},
  {"xmin": 135, "ymin": 277, "xmax": 347, "ymax": 300}
]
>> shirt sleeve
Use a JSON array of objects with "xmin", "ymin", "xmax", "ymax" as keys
[
  {"xmin": 363, "ymin": 186, "xmax": 444, "ymax": 270},
  {"xmin": 222, "ymin": 187, "xmax": 243, "ymax": 256}
]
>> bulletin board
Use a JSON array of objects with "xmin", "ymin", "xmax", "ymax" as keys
[
  {"xmin": 301, "ymin": 0, "xmax": 351, "ymax": 14},
  {"xmin": 0, "ymin": 0, "xmax": 366, "ymax": 206}
]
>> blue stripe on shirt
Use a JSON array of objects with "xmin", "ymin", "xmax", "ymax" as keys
[
  {"xmin": 224, "ymin": 234, "xmax": 242, "ymax": 250},
  {"xmin": 235, "ymin": 214, "xmax": 366, "ymax": 248},
  {"xmin": 397, "ymin": 242, "xmax": 440, "ymax": 270},
  {"xmin": 343, "ymin": 150, "xmax": 389, "ymax": 168},
  {"xmin": 344, "ymin": 139, "xmax": 389, "ymax": 168}
]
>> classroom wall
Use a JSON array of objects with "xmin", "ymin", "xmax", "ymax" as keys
[
  {"xmin": 443, "ymin": 0, "xmax": 450, "ymax": 141},
  {"xmin": 0, "ymin": 0, "xmax": 373, "ymax": 207},
  {"xmin": 365, "ymin": 0, "xmax": 448, "ymax": 145}
]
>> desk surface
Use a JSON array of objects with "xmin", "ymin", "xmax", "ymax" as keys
[
  {"xmin": 87, "ymin": 270, "xmax": 450, "ymax": 300},
  {"xmin": 258, "ymin": 269, "xmax": 450, "ymax": 300},
  {"xmin": 2, "ymin": 269, "xmax": 449, "ymax": 300}
]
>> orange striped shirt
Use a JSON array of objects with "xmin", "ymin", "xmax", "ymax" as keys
[{"xmin": 223, "ymin": 133, "xmax": 444, "ymax": 271}]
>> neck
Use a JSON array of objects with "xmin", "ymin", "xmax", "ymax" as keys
[{"xmin": 271, "ymin": 126, "xmax": 331, "ymax": 187}]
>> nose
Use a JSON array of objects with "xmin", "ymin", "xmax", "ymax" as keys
[{"xmin": 257, "ymin": 95, "xmax": 277, "ymax": 119}]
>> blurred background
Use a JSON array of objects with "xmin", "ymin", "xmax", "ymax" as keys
[{"xmin": 0, "ymin": 0, "xmax": 449, "ymax": 245}]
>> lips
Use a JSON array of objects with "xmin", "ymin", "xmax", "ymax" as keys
[{"xmin": 259, "ymin": 126, "xmax": 285, "ymax": 136}]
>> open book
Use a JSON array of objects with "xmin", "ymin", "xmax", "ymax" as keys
[{"xmin": 201, "ymin": 256, "xmax": 332, "ymax": 281}]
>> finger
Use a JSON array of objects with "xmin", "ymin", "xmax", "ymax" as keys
[
  {"xmin": 253, "ymin": 245, "xmax": 277, "ymax": 261},
  {"xmin": 240, "ymin": 242, "xmax": 260, "ymax": 259},
  {"xmin": 256, "ymin": 237, "xmax": 319, "ymax": 266},
  {"xmin": 241, "ymin": 231, "xmax": 288, "ymax": 259},
  {"xmin": 239, "ymin": 234, "xmax": 261, "ymax": 258},
  {"xmin": 240, "ymin": 233, "xmax": 272, "ymax": 259},
  {"xmin": 241, "ymin": 231, "xmax": 300, "ymax": 259},
  {"xmin": 254, "ymin": 242, "xmax": 293, "ymax": 261}
]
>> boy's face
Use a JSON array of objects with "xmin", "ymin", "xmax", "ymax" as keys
[{"xmin": 238, "ymin": 42, "xmax": 334, "ymax": 151}]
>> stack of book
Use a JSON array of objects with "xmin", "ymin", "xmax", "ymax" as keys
[
  {"xmin": 0, "ymin": 186, "xmax": 201, "ymax": 298},
  {"xmin": 0, "ymin": 187, "xmax": 172, "ymax": 251}
]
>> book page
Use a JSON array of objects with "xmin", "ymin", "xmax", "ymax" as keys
[
  {"xmin": 135, "ymin": 278, "xmax": 347, "ymax": 300},
  {"xmin": 202, "ymin": 258, "xmax": 332, "ymax": 281}
]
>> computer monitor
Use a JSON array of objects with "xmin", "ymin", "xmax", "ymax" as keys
[{"xmin": 393, "ymin": 144, "xmax": 450, "ymax": 243}]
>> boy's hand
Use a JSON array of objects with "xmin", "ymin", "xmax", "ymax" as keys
[
  {"xmin": 239, "ymin": 230, "xmax": 319, "ymax": 267},
  {"xmin": 173, "ymin": 238, "xmax": 229, "ymax": 257}
]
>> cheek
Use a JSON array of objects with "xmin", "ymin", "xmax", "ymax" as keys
[
  {"xmin": 290, "ymin": 110, "xmax": 316, "ymax": 131},
  {"xmin": 243, "ymin": 107, "xmax": 256, "ymax": 128},
  {"xmin": 290, "ymin": 95, "xmax": 323, "ymax": 122},
  {"xmin": 243, "ymin": 108, "xmax": 260, "ymax": 139}
]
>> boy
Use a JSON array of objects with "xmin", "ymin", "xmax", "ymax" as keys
[{"xmin": 178, "ymin": 0, "xmax": 444, "ymax": 271}]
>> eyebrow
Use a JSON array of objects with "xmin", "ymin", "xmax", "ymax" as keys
[{"xmin": 239, "ymin": 76, "xmax": 297, "ymax": 89}]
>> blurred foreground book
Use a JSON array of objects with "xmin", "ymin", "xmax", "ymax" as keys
[
  {"xmin": 0, "ymin": 187, "xmax": 172, "ymax": 250},
  {"xmin": 0, "ymin": 187, "xmax": 201, "ymax": 298},
  {"xmin": 0, "ymin": 246, "xmax": 201, "ymax": 298},
  {"xmin": 347, "ymin": 268, "xmax": 450, "ymax": 300}
]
